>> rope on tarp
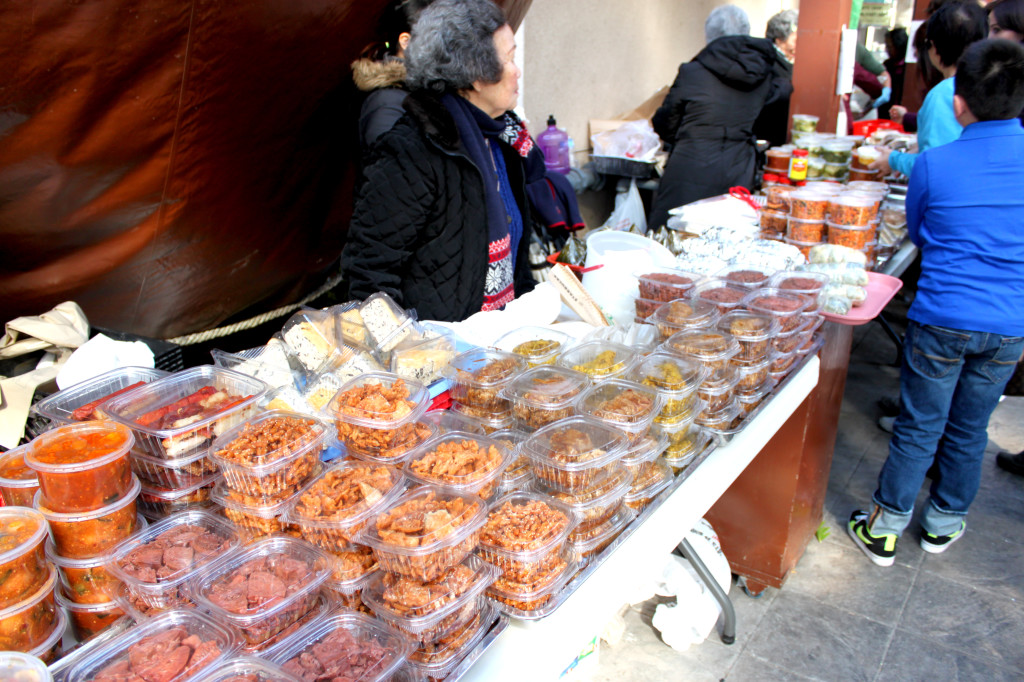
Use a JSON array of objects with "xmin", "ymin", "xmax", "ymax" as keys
[{"xmin": 165, "ymin": 273, "xmax": 345, "ymax": 346}]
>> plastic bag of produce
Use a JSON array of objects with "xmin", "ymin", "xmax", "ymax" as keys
[
  {"xmin": 799, "ymin": 262, "xmax": 869, "ymax": 287},
  {"xmin": 824, "ymin": 284, "xmax": 867, "ymax": 306},
  {"xmin": 821, "ymin": 295, "xmax": 852, "ymax": 315},
  {"xmin": 807, "ymin": 243, "xmax": 867, "ymax": 267}
]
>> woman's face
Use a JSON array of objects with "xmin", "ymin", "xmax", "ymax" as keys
[
  {"xmin": 469, "ymin": 24, "xmax": 520, "ymax": 118},
  {"xmin": 776, "ymin": 32, "xmax": 797, "ymax": 62},
  {"xmin": 989, "ymin": 13, "xmax": 1024, "ymax": 42}
]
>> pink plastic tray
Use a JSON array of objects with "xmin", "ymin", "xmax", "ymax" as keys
[{"xmin": 822, "ymin": 272, "xmax": 903, "ymax": 326}]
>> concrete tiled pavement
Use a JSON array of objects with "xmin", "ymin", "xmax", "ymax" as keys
[{"xmin": 593, "ymin": 298, "xmax": 1024, "ymax": 681}]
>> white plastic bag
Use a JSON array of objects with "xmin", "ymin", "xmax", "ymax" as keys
[
  {"xmin": 590, "ymin": 120, "xmax": 662, "ymax": 162},
  {"xmin": 602, "ymin": 178, "xmax": 648, "ymax": 234}
]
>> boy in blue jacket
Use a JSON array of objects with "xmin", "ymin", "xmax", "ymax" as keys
[{"xmin": 849, "ymin": 39, "xmax": 1024, "ymax": 566}]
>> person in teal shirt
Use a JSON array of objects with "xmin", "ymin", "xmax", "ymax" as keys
[{"xmin": 873, "ymin": 3, "xmax": 987, "ymax": 177}]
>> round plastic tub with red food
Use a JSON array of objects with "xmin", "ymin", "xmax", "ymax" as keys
[
  {"xmin": 742, "ymin": 288, "xmax": 812, "ymax": 332},
  {"xmin": 0, "ymin": 562, "xmax": 58, "ymax": 653},
  {"xmin": 691, "ymin": 279, "xmax": 754, "ymax": 315},
  {"xmin": 25, "ymin": 421, "xmax": 134, "ymax": 514},
  {"xmin": 0, "ymin": 445, "xmax": 40, "ymax": 508},
  {"xmin": 786, "ymin": 216, "xmax": 826, "ymax": 243},
  {"xmin": 47, "ymin": 541, "xmax": 120, "ymax": 606},
  {"xmin": 634, "ymin": 267, "xmax": 704, "ymax": 302},
  {"xmin": 55, "ymin": 586, "xmax": 124, "ymax": 642},
  {"xmin": 827, "ymin": 221, "xmax": 876, "ymax": 250},
  {"xmin": 34, "ymin": 476, "xmax": 141, "ymax": 560},
  {"xmin": 0, "ymin": 508, "xmax": 49, "ymax": 610},
  {"xmin": 788, "ymin": 190, "xmax": 831, "ymax": 220}
]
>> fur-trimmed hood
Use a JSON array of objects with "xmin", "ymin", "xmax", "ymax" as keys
[{"xmin": 351, "ymin": 57, "xmax": 407, "ymax": 92}]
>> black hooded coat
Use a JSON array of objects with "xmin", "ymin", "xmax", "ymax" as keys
[{"xmin": 649, "ymin": 35, "xmax": 783, "ymax": 230}]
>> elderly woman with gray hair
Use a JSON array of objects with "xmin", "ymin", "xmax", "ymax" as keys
[
  {"xmin": 341, "ymin": 0, "xmax": 539, "ymax": 321},
  {"xmin": 649, "ymin": 5, "xmax": 791, "ymax": 230},
  {"xmin": 754, "ymin": 9, "xmax": 799, "ymax": 147}
]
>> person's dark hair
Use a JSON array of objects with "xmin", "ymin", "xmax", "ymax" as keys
[
  {"xmin": 766, "ymin": 9, "xmax": 798, "ymax": 44},
  {"xmin": 406, "ymin": 0, "xmax": 506, "ymax": 93},
  {"xmin": 886, "ymin": 27, "xmax": 909, "ymax": 61},
  {"xmin": 361, "ymin": 0, "xmax": 434, "ymax": 61},
  {"xmin": 925, "ymin": 2, "xmax": 988, "ymax": 68},
  {"xmin": 989, "ymin": 0, "xmax": 1024, "ymax": 39},
  {"xmin": 926, "ymin": 0, "xmax": 961, "ymax": 15},
  {"xmin": 955, "ymin": 38, "xmax": 1024, "ymax": 120}
]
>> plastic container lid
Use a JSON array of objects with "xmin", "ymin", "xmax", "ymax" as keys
[
  {"xmin": 492, "ymin": 327, "xmax": 573, "ymax": 366},
  {"xmin": 691, "ymin": 279, "xmax": 754, "ymax": 309},
  {"xmin": 478, "ymin": 492, "xmax": 578, "ymax": 560},
  {"xmin": 25, "ymin": 421, "xmax": 134, "ymax": 477},
  {"xmin": 575, "ymin": 379, "xmax": 662, "ymax": 437},
  {"xmin": 554, "ymin": 340, "xmax": 637, "ymax": 381},
  {"xmin": 502, "ymin": 365, "xmax": 591, "ymax": 412},
  {"xmin": 420, "ymin": 410, "xmax": 486, "ymax": 435},
  {"xmin": 661, "ymin": 329, "xmax": 741, "ymax": 365},
  {"xmin": 521, "ymin": 416, "xmax": 629, "ymax": 475},
  {"xmin": 0, "ymin": 506, "xmax": 48, "ymax": 571},
  {"xmin": 442, "ymin": 348, "xmax": 525, "ymax": 389},
  {"xmin": 64, "ymin": 608, "xmax": 239, "ymax": 682},
  {"xmin": 403, "ymin": 432, "xmax": 513, "ymax": 498},
  {"xmin": 848, "ymin": 180, "xmax": 889, "ymax": 193},
  {"xmin": 265, "ymin": 611, "xmax": 413, "ymax": 682},
  {"xmin": 716, "ymin": 311, "xmax": 778, "ymax": 343},
  {"xmin": 30, "ymin": 367, "xmax": 169, "ymax": 425},
  {"xmin": 189, "ymin": 657, "xmax": 301, "ymax": 682},
  {"xmin": 0, "ymin": 651, "xmax": 53, "ymax": 682},
  {"xmin": 324, "ymin": 372, "xmax": 429, "ymax": 429},
  {"xmin": 770, "ymin": 271, "xmax": 830, "ymax": 295},
  {"xmin": 649, "ymin": 299, "xmax": 721, "ymax": 335},
  {"xmin": 622, "ymin": 432, "xmax": 669, "ymax": 468},
  {"xmin": 715, "ymin": 265, "xmax": 773, "ymax": 289},
  {"xmin": 742, "ymin": 288, "xmax": 812, "ymax": 319},
  {"xmin": 631, "ymin": 352, "xmax": 706, "ymax": 395},
  {"xmin": 0, "ymin": 444, "xmax": 38, "ymax": 487}
]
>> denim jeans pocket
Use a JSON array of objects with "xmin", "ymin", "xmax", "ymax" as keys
[
  {"xmin": 981, "ymin": 335, "xmax": 1024, "ymax": 384},
  {"xmin": 908, "ymin": 323, "xmax": 968, "ymax": 379}
]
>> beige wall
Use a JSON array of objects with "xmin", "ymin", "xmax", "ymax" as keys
[{"xmin": 521, "ymin": 0, "xmax": 800, "ymax": 157}]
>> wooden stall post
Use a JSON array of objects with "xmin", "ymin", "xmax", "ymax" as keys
[{"xmin": 788, "ymin": 0, "xmax": 855, "ymax": 133}]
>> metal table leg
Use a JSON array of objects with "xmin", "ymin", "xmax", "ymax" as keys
[
  {"xmin": 674, "ymin": 539, "xmax": 736, "ymax": 645},
  {"xmin": 875, "ymin": 312, "xmax": 904, "ymax": 366}
]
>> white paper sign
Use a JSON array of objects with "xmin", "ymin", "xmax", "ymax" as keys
[
  {"xmin": 837, "ymin": 27, "xmax": 858, "ymax": 95},
  {"xmin": 906, "ymin": 19, "xmax": 925, "ymax": 64}
]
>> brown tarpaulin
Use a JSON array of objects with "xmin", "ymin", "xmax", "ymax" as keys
[{"xmin": 0, "ymin": 0, "xmax": 530, "ymax": 339}]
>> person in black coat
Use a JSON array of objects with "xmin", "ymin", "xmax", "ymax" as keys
[
  {"xmin": 753, "ymin": 9, "xmax": 798, "ymax": 148},
  {"xmin": 649, "ymin": 6, "xmax": 788, "ymax": 231},
  {"xmin": 341, "ymin": 0, "xmax": 538, "ymax": 322}
]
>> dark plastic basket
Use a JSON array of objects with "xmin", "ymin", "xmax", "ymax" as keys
[{"xmin": 590, "ymin": 155, "xmax": 655, "ymax": 178}]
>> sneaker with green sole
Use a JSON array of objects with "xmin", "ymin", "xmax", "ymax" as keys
[
  {"xmin": 847, "ymin": 509, "xmax": 898, "ymax": 567},
  {"xmin": 920, "ymin": 520, "xmax": 966, "ymax": 554}
]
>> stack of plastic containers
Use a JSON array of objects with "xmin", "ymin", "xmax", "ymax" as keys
[
  {"xmin": 355, "ymin": 484, "xmax": 492, "ymax": 675},
  {"xmin": 493, "ymin": 326, "xmax": 574, "ymax": 369},
  {"xmin": 649, "ymin": 298, "xmax": 721, "ymax": 341},
  {"xmin": 490, "ymin": 429, "xmax": 532, "ymax": 496},
  {"xmin": 715, "ymin": 311, "xmax": 778, "ymax": 420},
  {"xmin": 102, "ymin": 366, "xmax": 267, "ymax": 522},
  {"xmin": 30, "ymin": 366, "xmax": 169, "ymax": 431},
  {"xmin": 0, "ymin": 507, "xmax": 64, "ymax": 661},
  {"xmin": 444, "ymin": 349, "xmax": 526, "ymax": 433},
  {"xmin": 282, "ymin": 458, "xmax": 407, "ymax": 613},
  {"xmin": 503, "ymin": 366, "xmax": 590, "ymax": 433},
  {"xmin": 632, "ymin": 266, "xmax": 704, "ymax": 321},
  {"xmin": 661, "ymin": 329, "xmax": 744, "ymax": 441},
  {"xmin": 785, "ymin": 189, "xmax": 833, "ymax": 258},
  {"xmin": 25, "ymin": 420, "xmax": 143, "ymax": 644},
  {"xmin": 404, "ymin": 432, "xmax": 515, "ymax": 502},
  {"xmin": 555, "ymin": 340, "xmax": 638, "ymax": 384},
  {"xmin": 632, "ymin": 354, "xmax": 708, "ymax": 471},
  {"xmin": 209, "ymin": 410, "xmax": 329, "ymax": 540}
]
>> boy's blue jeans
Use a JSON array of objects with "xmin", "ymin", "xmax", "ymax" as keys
[{"xmin": 871, "ymin": 321, "xmax": 1024, "ymax": 537}]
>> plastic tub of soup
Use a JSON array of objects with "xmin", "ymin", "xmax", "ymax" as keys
[
  {"xmin": 0, "ymin": 651, "xmax": 53, "ymax": 682},
  {"xmin": 742, "ymin": 288, "xmax": 812, "ymax": 332},
  {"xmin": 210, "ymin": 411, "xmax": 328, "ymax": 504},
  {"xmin": 634, "ymin": 267, "xmax": 703, "ymax": 302},
  {"xmin": 190, "ymin": 536, "xmax": 331, "ymax": 647},
  {"xmin": 649, "ymin": 299, "xmax": 720, "ymax": 340},
  {"xmin": 0, "ymin": 562, "xmax": 58, "ymax": 653},
  {"xmin": 325, "ymin": 372, "xmax": 431, "ymax": 460},
  {"xmin": 103, "ymin": 366, "xmax": 267, "ymax": 462},
  {"xmin": 46, "ymin": 541, "xmax": 119, "ymax": 606},
  {"xmin": 555, "ymin": 341, "xmax": 637, "ymax": 382},
  {"xmin": 357, "ymin": 486, "xmax": 488, "ymax": 582},
  {"xmin": 55, "ymin": 587, "xmax": 123, "ymax": 642},
  {"xmin": 0, "ymin": 508, "xmax": 49, "ymax": 610},
  {"xmin": 25, "ymin": 421, "xmax": 134, "ymax": 514},
  {"xmin": 502, "ymin": 365, "xmax": 590, "ymax": 432},
  {"xmin": 34, "ymin": 476, "xmax": 140, "ymax": 560},
  {"xmin": 716, "ymin": 311, "xmax": 777, "ymax": 362},
  {"xmin": 404, "ymin": 432, "xmax": 514, "ymax": 501},
  {"xmin": 31, "ymin": 367, "xmax": 169, "ymax": 426},
  {"xmin": 442, "ymin": 349, "xmax": 525, "ymax": 418},
  {"xmin": 521, "ymin": 416, "xmax": 628, "ymax": 493},
  {"xmin": 575, "ymin": 379, "xmax": 662, "ymax": 442},
  {"xmin": 0, "ymin": 445, "xmax": 40, "ymax": 507},
  {"xmin": 493, "ymin": 327, "xmax": 573, "ymax": 368}
]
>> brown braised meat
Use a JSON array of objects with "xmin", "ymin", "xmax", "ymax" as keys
[
  {"xmin": 92, "ymin": 626, "xmax": 221, "ymax": 682},
  {"xmin": 281, "ymin": 628, "xmax": 393, "ymax": 681},
  {"xmin": 205, "ymin": 554, "xmax": 312, "ymax": 614},
  {"xmin": 118, "ymin": 524, "xmax": 232, "ymax": 584}
]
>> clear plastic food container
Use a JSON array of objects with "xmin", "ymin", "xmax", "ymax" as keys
[
  {"xmin": 759, "ymin": 208, "xmax": 788, "ymax": 237},
  {"xmin": 715, "ymin": 265, "xmax": 772, "ymax": 289},
  {"xmin": 0, "ymin": 651, "xmax": 53, "ymax": 682},
  {"xmin": 390, "ymin": 323, "xmax": 456, "ymax": 385},
  {"xmin": 742, "ymin": 288, "xmax": 812, "ymax": 332},
  {"xmin": 26, "ymin": 421, "xmax": 134, "ymax": 514},
  {"xmin": 662, "ymin": 329, "xmax": 741, "ymax": 371},
  {"xmin": 770, "ymin": 347, "xmax": 799, "ymax": 374},
  {"xmin": 48, "ymin": 614, "xmax": 135, "ymax": 682},
  {"xmin": 106, "ymin": 510, "xmax": 239, "ymax": 611},
  {"xmin": 55, "ymin": 587, "xmax": 123, "ymax": 642},
  {"xmin": 493, "ymin": 327, "xmax": 574, "ymax": 368},
  {"xmin": 490, "ymin": 429, "xmax": 529, "ymax": 486},
  {"xmin": 210, "ymin": 339, "xmax": 299, "ymax": 393},
  {"xmin": 788, "ymin": 190, "xmax": 830, "ymax": 220},
  {"xmin": 829, "ymin": 195, "xmax": 876, "ymax": 226},
  {"xmin": 826, "ymin": 221, "xmax": 876, "ymax": 250},
  {"xmin": 691, "ymin": 279, "xmax": 752, "ymax": 314},
  {"xmin": 786, "ymin": 215, "xmax": 826, "ymax": 243},
  {"xmin": 210, "ymin": 479, "xmax": 302, "ymax": 541},
  {"xmin": 0, "ymin": 562, "xmax": 57, "ymax": 652},
  {"xmin": 282, "ymin": 459, "xmax": 406, "ymax": 553},
  {"xmin": 405, "ymin": 602, "xmax": 499, "ymax": 675},
  {"xmin": 210, "ymin": 410, "xmax": 327, "ymax": 504},
  {"xmin": 486, "ymin": 548, "xmax": 576, "ymax": 619},
  {"xmin": 770, "ymin": 271, "xmax": 830, "ymax": 307},
  {"xmin": 631, "ymin": 353, "xmax": 705, "ymax": 425},
  {"xmin": 281, "ymin": 308, "xmax": 342, "ymax": 373},
  {"xmin": 404, "ymin": 433, "xmax": 513, "ymax": 501},
  {"xmin": 732, "ymin": 357, "xmax": 771, "ymax": 393},
  {"xmin": 190, "ymin": 656, "xmax": 301, "ymax": 682},
  {"xmin": 34, "ymin": 476, "xmax": 140, "ymax": 560},
  {"xmin": 533, "ymin": 464, "xmax": 631, "ymax": 534},
  {"xmin": 623, "ymin": 459, "xmax": 674, "ymax": 512},
  {"xmin": 0, "ymin": 444, "xmax": 40, "ymax": 507},
  {"xmin": 663, "ymin": 428, "xmax": 712, "ymax": 473},
  {"xmin": 477, "ymin": 492, "xmax": 577, "ymax": 584},
  {"xmin": 324, "ymin": 372, "xmax": 431, "ymax": 459},
  {"xmin": 736, "ymin": 381, "xmax": 772, "ymax": 416},
  {"xmin": 634, "ymin": 296, "xmax": 663, "ymax": 320},
  {"xmin": 634, "ymin": 267, "xmax": 703, "ymax": 302},
  {"xmin": 103, "ymin": 366, "xmax": 267, "ymax": 462},
  {"xmin": 420, "ymin": 410, "xmax": 485, "ymax": 435},
  {"xmin": 28, "ymin": 607, "xmax": 66, "ymax": 665},
  {"xmin": 358, "ymin": 486, "xmax": 487, "ymax": 582},
  {"xmin": 575, "ymin": 380, "xmax": 662, "ymax": 442},
  {"xmin": 821, "ymin": 139, "xmax": 854, "ymax": 164},
  {"xmin": 697, "ymin": 367, "xmax": 739, "ymax": 412},
  {"xmin": 442, "ymin": 349, "xmax": 524, "ymax": 418},
  {"xmin": 362, "ymin": 555, "xmax": 498, "ymax": 643},
  {"xmin": 792, "ymin": 114, "xmax": 819, "ymax": 132},
  {"xmin": 322, "ymin": 570, "xmax": 377, "ymax": 616},
  {"xmin": 764, "ymin": 184, "xmax": 795, "ymax": 209},
  {"xmin": 554, "ymin": 340, "xmax": 637, "ymax": 382},
  {"xmin": 716, "ymin": 311, "xmax": 777, "ymax": 362},
  {"xmin": 649, "ymin": 298, "xmax": 721, "ymax": 340},
  {"xmin": 772, "ymin": 316, "xmax": 812, "ymax": 354},
  {"xmin": 266, "ymin": 611, "xmax": 413, "ymax": 682},
  {"xmin": 129, "ymin": 445, "xmax": 219, "ymax": 489},
  {"xmin": 64, "ymin": 608, "xmax": 239, "ymax": 682},
  {"xmin": 448, "ymin": 403, "xmax": 515, "ymax": 434},
  {"xmin": 621, "ymin": 433, "xmax": 669, "ymax": 479},
  {"xmin": 521, "ymin": 416, "xmax": 628, "ymax": 493},
  {"xmin": 137, "ymin": 476, "xmax": 218, "ymax": 519},
  {"xmin": 568, "ymin": 507, "xmax": 635, "ymax": 568},
  {"xmin": 240, "ymin": 593, "xmax": 335, "ymax": 655},
  {"xmin": 0, "ymin": 507, "xmax": 49, "ymax": 610},
  {"xmin": 696, "ymin": 401, "xmax": 742, "ymax": 439},
  {"xmin": 360, "ymin": 292, "xmax": 417, "ymax": 355},
  {"xmin": 502, "ymin": 365, "xmax": 589, "ymax": 432},
  {"xmin": 31, "ymin": 367, "xmax": 169, "ymax": 426},
  {"xmin": 652, "ymin": 400, "xmax": 706, "ymax": 454},
  {"xmin": 190, "ymin": 536, "xmax": 331, "ymax": 647}
]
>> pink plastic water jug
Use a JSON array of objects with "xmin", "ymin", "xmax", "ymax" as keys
[{"xmin": 537, "ymin": 115, "xmax": 571, "ymax": 175}]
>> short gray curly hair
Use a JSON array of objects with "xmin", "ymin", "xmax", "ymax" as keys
[
  {"xmin": 406, "ymin": 0, "xmax": 507, "ymax": 93},
  {"xmin": 705, "ymin": 5, "xmax": 750, "ymax": 43},
  {"xmin": 766, "ymin": 9, "xmax": 798, "ymax": 44}
]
